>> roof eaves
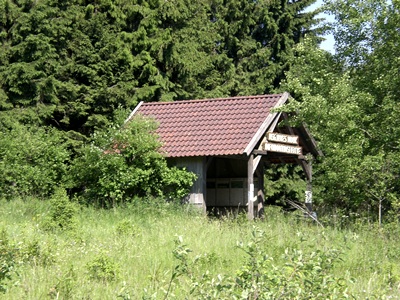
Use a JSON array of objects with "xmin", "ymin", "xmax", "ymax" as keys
[
  {"xmin": 124, "ymin": 101, "xmax": 144, "ymax": 124},
  {"xmin": 243, "ymin": 92, "xmax": 289, "ymax": 156},
  {"xmin": 280, "ymin": 112, "xmax": 323, "ymax": 158}
]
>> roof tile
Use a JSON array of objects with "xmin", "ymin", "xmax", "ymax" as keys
[{"xmin": 131, "ymin": 94, "xmax": 284, "ymax": 157}]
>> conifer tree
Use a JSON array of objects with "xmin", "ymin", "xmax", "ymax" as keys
[
  {"xmin": 211, "ymin": 0, "xmax": 320, "ymax": 95},
  {"xmin": 0, "ymin": 0, "xmax": 320, "ymax": 136}
]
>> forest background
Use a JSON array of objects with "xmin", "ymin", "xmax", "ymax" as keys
[{"xmin": 0, "ymin": 0, "xmax": 399, "ymax": 222}]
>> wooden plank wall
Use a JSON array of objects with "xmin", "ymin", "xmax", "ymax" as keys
[{"xmin": 176, "ymin": 157, "xmax": 206, "ymax": 211}]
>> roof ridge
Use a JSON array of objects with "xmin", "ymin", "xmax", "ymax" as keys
[{"xmin": 141, "ymin": 94, "xmax": 283, "ymax": 106}]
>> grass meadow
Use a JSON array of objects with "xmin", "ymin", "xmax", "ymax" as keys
[{"xmin": 1, "ymin": 197, "xmax": 400, "ymax": 299}]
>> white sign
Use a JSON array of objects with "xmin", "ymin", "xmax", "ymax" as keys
[
  {"xmin": 267, "ymin": 132, "xmax": 299, "ymax": 145},
  {"xmin": 305, "ymin": 191, "xmax": 312, "ymax": 203},
  {"xmin": 263, "ymin": 142, "xmax": 302, "ymax": 155}
]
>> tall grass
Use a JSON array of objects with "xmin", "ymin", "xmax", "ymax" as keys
[{"xmin": 0, "ymin": 197, "xmax": 399, "ymax": 299}]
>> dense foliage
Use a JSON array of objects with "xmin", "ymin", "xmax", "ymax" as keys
[
  {"xmin": 69, "ymin": 116, "xmax": 197, "ymax": 206},
  {"xmin": 0, "ymin": 113, "xmax": 196, "ymax": 205},
  {"xmin": 279, "ymin": 0, "xmax": 400, "ymax": 222},
  {"xmin": 0, "ymin": 0, "xmax": 319, "ymax": 135},
  {"xmin": 0, "ymin": 123, "xmax": 69, "ymax": 198}
]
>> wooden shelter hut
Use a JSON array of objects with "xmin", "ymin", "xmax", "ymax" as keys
[{"xmin": 127, "ymin": 92, "xmax": 322, "ymax": 219}]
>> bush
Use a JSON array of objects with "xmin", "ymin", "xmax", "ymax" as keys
[
  {"xmin": 0, "ymin": 124, "xmax": 69, "ymax": 198},
  {"xmin": 115, "ymin": 218, "xmax": 139, "ymax": 237},
  {"xmin": 18, "ymin": 237, "xmax": 56, "ymax": 267},
  {"xmin": 69, "ymin": 116, "xmax": 196, "ymax": 207},
  {"xmin": 86, "ymin": 253, "xmax": 120, "ymax": 282},
  {"xmin": 0, "ymin": 229, "xmax": 17, "ymax": 293},
  {"xmin": 49, "ymin": 265, "xmax": 77, "ymax": 299},
  {"xmin": 164, "ymin": 227, "xmax": 352, "ymax": 299},
  {"xmin": 42, "ymin": 188, "xmax": 78, "ymax": 232}
]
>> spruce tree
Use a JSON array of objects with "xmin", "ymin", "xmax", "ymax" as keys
[
  {"xmin": 0, "ymin": 0, "xmax": 321, "ymax": 136},
  {"xmin": 212, "ymin": 0, "xmax": 319, "ymax": 95}
]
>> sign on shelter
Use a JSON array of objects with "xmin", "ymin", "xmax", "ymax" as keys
[
  {"xmin": 263, "ymin": 132, "xmax": 302, "ymax": 155},
  {"xmin": 267, "ymin": 132, "xmax": 299, "ymax": 144}
]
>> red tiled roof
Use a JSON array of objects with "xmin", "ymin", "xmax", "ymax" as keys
[{"xmin": 128, "ymin": 93, "xmax": 288, "ymax": 157}]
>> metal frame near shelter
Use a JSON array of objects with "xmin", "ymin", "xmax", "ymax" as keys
[{"xmin": 127, "ymin": 92, "xmax": 322, "ymax": 219}]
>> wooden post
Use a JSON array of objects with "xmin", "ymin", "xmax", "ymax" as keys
[
  {"xmin": 256, "ymin": 164, "xmax": 265, "ymax": 218},
  {"xmin": 305, "ymin": 159, "xmax": 313, "ymax": 213},
  {"xmin": 247, "ymin": 154, "xmax": 254, "ymax": 220},
  {"xmin": 202, "ymin": 157, "xmax": 208, "ymax": 214}
]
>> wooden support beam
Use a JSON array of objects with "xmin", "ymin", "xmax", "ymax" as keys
[
  {"xmin": 253, "ymin": 150, "xmax": 268, "ymax": 156},
  {"xmin": 300, "ymin": 124, "xmax": 324, "ymax": 157},
  {"xmin": 298, "ymin": 158, "xmax": 312, "ymax": 182},
  {"xmin": 304, "ymin": 158, "xmax": 313, "ymax": 212},
  {"xmin": 256, "ymin": 165, "xmax": 265, "ymax": 219},
  {"xmin": 253, "ymin": 155, "xmax": 262, "ymax": 174},
  {"xmin": 202, "ymin": 157, "xmax": 208, "ymax": 214},
  {"xmin": 247, "ymin": 154, "xmax": 254, "ymax": 220},
  {"xmin": 267, "ymin": 112, "xmax": 282, "ymax": 133}
]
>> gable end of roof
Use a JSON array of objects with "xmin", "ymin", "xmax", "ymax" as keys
[{"xmin": 243, "ymin": 92, "xmax": 290, "ymax": 155}]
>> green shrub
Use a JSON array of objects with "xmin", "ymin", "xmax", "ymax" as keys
[
  {"xmin": 0, "ymin": 124, "xmax": 70, "ymax": 199},
  {"xmin": 69, "ymin": 116, "xmax": 196, "ymax": 207},
  {"xmin": 42, "ymin": 188, "xmax": 78, "ymax": 232},
  {"xmin": 49, "ymin": 265, "xmax": 77, "ymax": 299},
  {"xmin": 115, "ymin": 219, "xmax": 139, "ymax": 237},
  {"xmin": 233, "ymin": 243, "xmax": 349, "ymax": 299},
  {"xmin": 0, "ymin": 229, "xmax": 17, "ymax": 293},
  {"xmin": 165, "ymin": 228, "xmax": 352, "ymax": 299},
  {"xmin": 19, "ymin": 238, "xmax": 40, "ymax": 263},
  {"xmin": 86, "ymin": 253, "xmax": 120, "ymax": 282},
  {"xmin": 18, "ymin": 237, "xmax": 56, "ymax": 267}
]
